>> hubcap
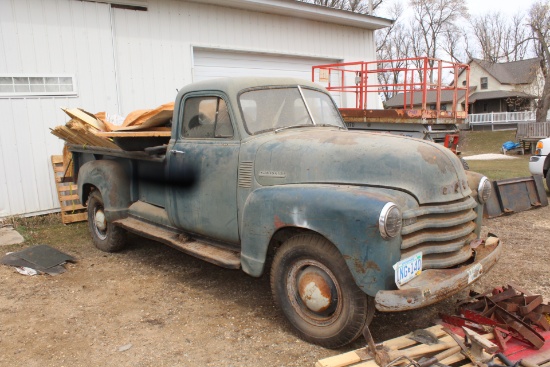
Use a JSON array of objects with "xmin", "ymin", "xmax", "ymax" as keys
[
  {"xmin": 93, "ymin": 207, "xmax": 108, "ymax": 240},
  {"xmin": 287, "ymin": 259, "xmax": 342, "ymax": 326},
  {"xmin": 297, "ymin": 267, "xmax": 333, "ymax": 313}
]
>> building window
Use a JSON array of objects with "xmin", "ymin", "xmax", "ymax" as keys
[
  {"xmin": 480, "ymin": 77, "xmax": 488, "ymax": 90},
  {"xmin": 0, "ymin": 75, "xmax": 77, "ymax": 97}
]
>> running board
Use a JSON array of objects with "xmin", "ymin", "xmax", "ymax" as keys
[
  {"xmin": 484, "ymin": 175, "xmax": 548, "ymax": 218},
  {"xmin": 113, "ymin": 216, "xmax": 241, "ymax": 269}
]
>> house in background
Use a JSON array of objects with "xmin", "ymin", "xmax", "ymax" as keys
[
  {"xmin": 458, "ymin": 58, "xmax": 542, "ymax": 114},
  {"xmin": 0, "ymin": 0, "xmax": 391, "ymax": 218},
  {"xmin": 384, "ymin": 58, "xmax": 543, "ymax": 130},
  {"xmin": 458, "ymin": 58, "xmax": 544, "ymax": 129}
]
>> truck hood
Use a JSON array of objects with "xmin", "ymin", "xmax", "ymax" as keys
[{"xmin": 253, "ymin": 128, "xmax": 471, "ymax": 204}]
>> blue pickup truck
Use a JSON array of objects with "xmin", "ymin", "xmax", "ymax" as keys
[{"xmin": 71, "ymin": 77, "xmax": 501, "ymax": 348}]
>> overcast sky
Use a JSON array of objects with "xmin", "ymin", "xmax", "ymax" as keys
[{"xmin": 466, "ymin": 0, "xmax": 537, "ymax": 16}]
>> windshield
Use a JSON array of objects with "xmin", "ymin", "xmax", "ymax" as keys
[{"xmin": 239, "ymin": 86, "xmax": 345, "ymax": 134}]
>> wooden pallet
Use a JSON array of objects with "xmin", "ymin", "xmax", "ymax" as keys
[{"xmin": 51, "ymin": 155, "xmax": 87, "ymax": 224}]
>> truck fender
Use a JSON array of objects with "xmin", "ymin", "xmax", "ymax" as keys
[
  {"xmin": 239, "ymin": 185, "xmax": 402, "ymax": 296},
  {"xmin": 544, "ymin": 155, "xmax": 550, "ymax": 176},
  {"xmin": 77, "ymin": 160, "xmax": 132, "ymax": 222}
]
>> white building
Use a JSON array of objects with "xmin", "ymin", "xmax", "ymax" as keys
[{"xmin": 0, "ymin": 0, "xmax": 391, "ymax": 218}]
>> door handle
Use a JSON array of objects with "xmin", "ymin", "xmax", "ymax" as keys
[{"xmin": 170, "ymin": 149, "xmax": 185, "ymax": 155}]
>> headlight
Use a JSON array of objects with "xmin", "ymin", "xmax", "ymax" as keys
[
  {"xmin": 379, "ymin": 202, "xmax": 402, "ymax": 240},
  {"xmin": 477, "ymin": 176, "xmax": 492, "ymax": 204}
]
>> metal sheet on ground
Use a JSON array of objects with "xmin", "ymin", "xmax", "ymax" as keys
[{"xmin": 17, "ymin": 244, "xmax": 76, "ymax": 269}]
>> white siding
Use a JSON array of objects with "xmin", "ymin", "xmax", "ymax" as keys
[
  {"xmin": 0, "ymin": 0, "xmax": 118, "ymax": 217},
  {"xmin": 0, "ymin": 0, "xmax": 378, "ymax": 217},
  {"xmin": 112, "ymin": 0, "xmax": 374, "ymax": 113}
]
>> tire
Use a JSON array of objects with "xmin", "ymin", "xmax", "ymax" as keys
[
  {"xmin": 87, "ymin": 190, "xmax": 127, "ymax": 252},
  {"xmin": 546, "ymin": 173, "xmax": 550, "ymax": 191},
  {"xmin": 270, "ymin": 234, "xmax": 374, "ymax": 348}
]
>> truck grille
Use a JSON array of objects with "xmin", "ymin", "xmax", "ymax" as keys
[{"xmin": 400, "ymin": 197, "xmax": 478, "ymax": 269}]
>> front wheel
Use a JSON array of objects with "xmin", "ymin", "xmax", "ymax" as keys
[
  {"xmin": 87, "ymin": 190, "xmax": 127, "ymax": 252},
  {"xmin": 270, "ymin": 234, "xmax": 374, "ymax": 348}
]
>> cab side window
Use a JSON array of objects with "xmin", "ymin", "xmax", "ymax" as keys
[{"xmin": 182, "ymin": 96, "xmax": 234, "ymax": 139}]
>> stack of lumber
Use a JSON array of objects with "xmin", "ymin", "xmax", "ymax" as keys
[
  {"xmin": 51, "ymin": 118, "xmax": 121, "ymax": 149},
  {"xmin": 113, "ymin": 102, "xmax": 174, "ymax": 131},
  {"xmin": 50, "ymin": 103, "xmax": 174, "ymax": 147},
  {"xmin": 50, "ymin": 107, "xmax": 120, "ymax": 149}
]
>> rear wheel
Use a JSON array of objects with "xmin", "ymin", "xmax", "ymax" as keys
[
  {"xmin": 87, "ymin": 190, "xmax": 127, "ymax": 252},
  {"xmin": 546, "ymin": 173, "xmax": 550, "ymax": 190},
  {"xmin": 270, "ymin": 234, "xmax": 374, "ymax": 348}
]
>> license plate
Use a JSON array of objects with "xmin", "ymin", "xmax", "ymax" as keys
[
  {"xmin": 394, "ymin": 252, "xmax": 422, "ymax": 287},
  {"xmin": 467, "ymin": 263, "xmax": 483, "ymax": 284}
]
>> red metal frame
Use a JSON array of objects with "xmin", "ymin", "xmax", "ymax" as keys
[{"xmin": 311, "ymin": 57, "xmax": 470, "ymax": 117}]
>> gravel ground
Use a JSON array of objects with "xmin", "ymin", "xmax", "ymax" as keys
[{"xmin": 0, "ymin": 204, "xmax": 549, "ymax": 367}]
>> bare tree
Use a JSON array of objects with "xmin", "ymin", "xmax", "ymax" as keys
[
  {"xmin": 409, "ymin": 0, "xmax": 468, "ymax": 83},
  {"xmin": 469, "ymin": 12, "xmax": 530, "ymax": 63},
  {"xmin": 441, "ymin": 26, "xmax": 469, "ymax": 64},
  {"xmin": 297, "ymin": 0, "xmax": 383, "ymax": 14},
  {"xmin": 376, "ymin": 3, "xmax": 411, "ymax": 100},
  {"xmin": 528, "ymin": 1, "xmax": 550, "ymax": 122}
]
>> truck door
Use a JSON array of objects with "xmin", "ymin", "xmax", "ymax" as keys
[{"xmin": 166, "ymin": 94, "xmax": 240, "ymax": 244}]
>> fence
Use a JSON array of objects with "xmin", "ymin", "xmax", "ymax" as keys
[
  {"xmin": 468, "ymin": 111, "xmax": 536, "ymax": 131},
  {"xmin": 516, "ymin": 121, "xmax": 550, "ymax": 139}
]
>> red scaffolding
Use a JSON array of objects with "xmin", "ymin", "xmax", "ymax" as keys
[{"xmin": 312, "ymin": 57, "xmax": 470, "ymax": 122}]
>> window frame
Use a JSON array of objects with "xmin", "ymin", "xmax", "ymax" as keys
[
  {"xmin": 0, "ymin": 74, "xmax": 78, "ymax": 98},
  {"xmin": 179, "ymin": 93, "xmax": 236, "ymax": 140},
  {"xmin": 237, "ymin": 85, "xmax": 344, "ymax": 136},
  {"xmin": 480, "ymin": 77, "xmax": 488, "ymax": 90}
]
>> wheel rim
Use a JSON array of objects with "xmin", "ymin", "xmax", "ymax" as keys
[
  {"xmin": 286, "ymin": 259, "xmax": 343, "ymax": 327},
  {"xmin": 93, "ymin": 206, "xmax": 108, "ymax": 241}
]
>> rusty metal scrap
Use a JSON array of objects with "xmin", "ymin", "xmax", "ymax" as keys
[{"xmin": 444, "ymin": 285, "xmax": 550, "ymax": 351}]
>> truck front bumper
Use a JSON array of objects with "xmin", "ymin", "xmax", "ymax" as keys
[{"xmin": 375, "ymin": 240, "xmax": 502, "ymax": 312}]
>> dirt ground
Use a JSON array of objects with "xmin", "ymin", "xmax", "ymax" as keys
[{"xmin": 1, "ymin": 205, "xmax": 549, "ymax": 367}]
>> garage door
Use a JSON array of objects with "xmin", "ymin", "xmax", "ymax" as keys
[
  {"xmin": 193, "ymin": 49, "xmax": 342, "ymax": 106},
  {"xmin": 193, "ymin": 49, "xmax": 339, "ymax": 83}
]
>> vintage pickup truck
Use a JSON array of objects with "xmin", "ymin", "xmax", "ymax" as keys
[{"xmin": 71, "ymin": 77, "xmax": 502, "ymax": 348}]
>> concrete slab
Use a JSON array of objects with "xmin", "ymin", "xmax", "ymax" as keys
[{"xmin": 0, "ymin": 227, "xmax": 25, "ymax": 246}]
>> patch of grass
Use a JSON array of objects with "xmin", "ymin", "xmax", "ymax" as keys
[
  {"xmin": 466, "ymin": 156, "xmax": 531, "ymax": 181},
  {"xmin": 459, "ymin": 130, "xmax": 517, "ymax": 156},
  {"xmin": 6, "ymin": 212, "xmax": 62, "ymax": 230},
  {"xmin": 460, "ymin": 130, "xmax": 533, "ymax": 181},
  {"xmin": 2, "ymin": 213, "xmax": 89, "ymax": 249}
]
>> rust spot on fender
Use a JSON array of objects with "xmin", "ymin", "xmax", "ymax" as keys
[
  {"xmin": 347, "ymin": 257, "xmax": 380, "ymax": 274},
  {"xmin": 364, "ymin": 261, "xmax": 381, "ymax": 272},
  {"xmin": 417, "ymin": 145, "xmax": 449, "ymax": 173},
  {"xmin": 274, "ymin": 215, "xmax": 285, "ymax": 229}
]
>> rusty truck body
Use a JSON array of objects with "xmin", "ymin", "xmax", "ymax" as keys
[{"xmin": 71, "ymin": 77, "xmax": 501, "ymax": 348}]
